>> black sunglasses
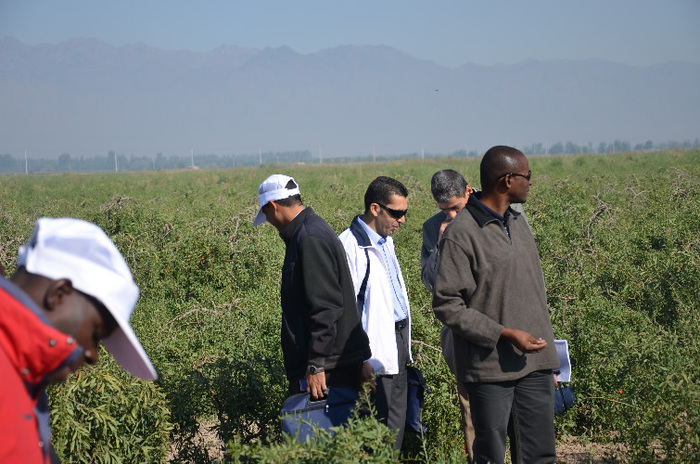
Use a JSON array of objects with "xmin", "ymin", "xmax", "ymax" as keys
[
  {"xmin": 496, "ymin": 169, "xmax": 532, "ymax": 181},
  {"xmin": 376, "ymin": 202, "xmax": 407, "ymax": 219}
]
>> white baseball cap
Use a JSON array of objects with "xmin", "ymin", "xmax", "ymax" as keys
[
  {"xmin": 17, "ymin": 217, "xmax": 157, "ymax": 380},
  {"xmin": 253, "ymin": 174, "xmax": 301, "ymax": 226}
]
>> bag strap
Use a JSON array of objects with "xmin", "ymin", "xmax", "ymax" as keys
[
  {"xmin": 357, "ymin": 248, "xmax": 370, "ymax": 313},
  {"xmin": 348, "ymin": 216, "xmax": 372, "ymax": 314}
]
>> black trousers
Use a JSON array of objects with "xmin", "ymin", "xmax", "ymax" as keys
[
  {"xmin": 374, "ymin": 319, "xmax": 409, "ymax": 450},
  {"xmin": 465, "ymin": 369, "xmax": 556, "ymax": 464}
]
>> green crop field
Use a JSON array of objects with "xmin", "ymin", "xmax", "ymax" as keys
[{"xmin": 1, "ymin": 149, "xmax": 698, "ymax": 463}]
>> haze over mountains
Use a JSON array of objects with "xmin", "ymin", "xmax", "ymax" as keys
[{"xmin": 1, "ymin": 37, "xmax": 698, "ymax": 159}]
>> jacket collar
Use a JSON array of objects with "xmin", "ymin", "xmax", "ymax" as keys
[
  {"xmin": 466, "ymin": 193, "xmax": 521, "ymax": 228},
  {"xmin": 349, "ymin": 215, "xmax": 373, "ymax": 248},
  {"xmin": 0, "ymin": 277, "xmax": 84, "ymax": 394},
  {"xmin": 279, "ymin": 207, "xmax": 314, "ymax": 243}
]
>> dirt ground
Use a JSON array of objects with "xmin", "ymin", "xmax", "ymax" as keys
[
  {"xmin": 171, "ymin": 423, "xmax": 627, "ymax": 463},
  {"xmin": 555, "ymin": 436, "xmax": 625, "ymax": 463}
]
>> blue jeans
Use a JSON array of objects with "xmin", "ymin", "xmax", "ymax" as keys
[{"xmin": 465, "ymin": 370, "xmax": 555, "ymax": 464}]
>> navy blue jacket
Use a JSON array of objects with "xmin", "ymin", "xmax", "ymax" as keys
[{"xmin": 279, "ymin": 208, "xmax": 371, "ymax": 381}]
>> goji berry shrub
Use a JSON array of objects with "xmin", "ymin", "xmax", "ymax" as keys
[{"xmin": 0, "ymin": 150, "xmax": 697, "ymax": 463}]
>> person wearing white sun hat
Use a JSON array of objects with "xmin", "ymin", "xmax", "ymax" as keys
[{"xmin": 0, "ymin": 217, "xmax": 156, "ymax": 464}]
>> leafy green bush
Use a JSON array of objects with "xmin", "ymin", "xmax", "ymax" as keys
[
  {"xmin": 49, "ymin": 353, "xmax": 172, "ymax": 463},
  {"xmin": 0, "ymin": 150, "xmax": 697, "ymax": 462},
  {"xmin": 228, "ymin": 388, "xmax": 399, "ymax": 463}
]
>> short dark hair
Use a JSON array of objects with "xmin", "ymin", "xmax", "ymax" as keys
[
  {"xmin": 431, "ymin": 169, "xmax": 468, "ymax": 203},
  {"xmin": 275, "ymin": 179, "xmax": 303, "ymax": 207},
  {"xmin": 480, "ymin": 145, "xmax": 524, "ymax": 192},
  {"xmin": 363, "ymin": 176, "xmax": 408, "ymax": 213}
]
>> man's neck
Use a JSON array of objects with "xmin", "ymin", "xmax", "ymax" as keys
[
  {"xmin": 479, "ymin": 194, "xmax": 510, "ymax": 217},
  {"xmin": 278, "ymin": 205, "xmax": 305, "ymax": 230},
  {"xmin": 360, "ymin": 213, "xmax": 380, "ymax": 236}
]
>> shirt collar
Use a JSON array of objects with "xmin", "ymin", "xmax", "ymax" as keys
[{"xmin": 357, "ymin": 215, "xmax": 384, "ymax": 245}]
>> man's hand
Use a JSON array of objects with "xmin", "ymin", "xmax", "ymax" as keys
[
  {"xmin": 361, "ymin": 360, "xmax": 376, "ymax": 393},
  {"xmin": 437, "ymin": 219, "xmax": 451, "ymax": 244},
  {"xmin": 305, "ymin": 371, "xmax": 328, "ymax": 400},
  {"xmin": 501, "ymin": 328, "xmax": 547, "ymax": 353}
]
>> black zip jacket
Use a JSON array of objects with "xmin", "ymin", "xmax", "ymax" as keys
[{"xmin": 279, "ymin": 207, "xmax": 371, "ymax": 381}]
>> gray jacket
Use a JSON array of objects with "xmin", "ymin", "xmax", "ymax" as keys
[
  {"xmin": 421, "ymin": 199, "xmax": 529, "ymax": 294},
  {"xmin": 420, "ymin": 211, "xmax": 447, "ymax": 294},
  {"xmin": 432, "ymin": 195, "xmax": 558, "ymax": 383}
]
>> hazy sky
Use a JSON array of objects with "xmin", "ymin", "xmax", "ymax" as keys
[{"xmin": 2, "ymin": 0, "xmax": 699, "ymax": 67}]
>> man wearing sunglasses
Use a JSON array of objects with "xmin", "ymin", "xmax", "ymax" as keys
[
  {"xmin": 433, "ymin": 146, "xmax": 559, "ymax": 464},
  {"xmin": 421, "ymin": 169, "xmax": 532, "ymax": 462},
  {"xmin": 339, "ymin": 176, "xmax": 412, "ymax": 450}
]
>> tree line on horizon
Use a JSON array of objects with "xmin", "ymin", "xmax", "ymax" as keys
[{"xmin": 2, "ymin": 138, "xmax": 699, "ymax": 174}]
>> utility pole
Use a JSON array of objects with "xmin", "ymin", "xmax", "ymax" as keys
[{"xmin": 24, "ymin": 149, "xmax": 28, "ymax": 175}]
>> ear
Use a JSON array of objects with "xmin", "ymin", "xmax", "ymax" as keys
[
  {"xmin": 369, "ymin": 203, "xmax": 381, "ymax": 218},
  {"xmin": 503, "ymin": 174, "xmax": 514, "ymax": 190},
  {"xmin": 44, "ymin": 279, "xmax": 74, "ymax": 311},
  {"xmin": 465, "ymin": 185, "xmax": 474, "ymax": 195}
]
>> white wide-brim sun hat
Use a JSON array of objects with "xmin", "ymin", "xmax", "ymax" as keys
[{"xmin": 18, "ymin": 217, "xmax": 157, "ymax": 380}]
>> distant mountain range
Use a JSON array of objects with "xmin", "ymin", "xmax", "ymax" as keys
[{"xmin": 1, "ymin": 37, "xmax": 698, "ymax": 158}]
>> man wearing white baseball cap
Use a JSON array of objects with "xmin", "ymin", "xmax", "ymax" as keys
[
  {"xmin": 0, "ymin": 217, "xmax": 157, "ymax": 464},
  {"xmin": 254, "ymin": 174, "xmax": 373, "ymax": 405}
]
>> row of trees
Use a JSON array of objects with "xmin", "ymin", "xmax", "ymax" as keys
[
  {"xmin": 0, "ymin": 150, "xmax": 316, "ymax": 174},
  {"xmin": 520, "ymin": 138, "xmax": 700, "ymax": 155},
  {"xmin": 2, "ymin": 138, "xmax": 699, "ymax": 174}
]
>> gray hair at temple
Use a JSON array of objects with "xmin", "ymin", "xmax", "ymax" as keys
[{"xmin": 430, "ymin": 169, "xmax": 469, "ymax": 203}]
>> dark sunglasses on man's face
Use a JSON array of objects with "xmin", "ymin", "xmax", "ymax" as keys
[
  {"xmin": 496, "ymin": 169, "xmax": 532, "ymax": 181},
  {"xmin": 376, "ymin": 202, "xmax": 407, "ymax": 220}
]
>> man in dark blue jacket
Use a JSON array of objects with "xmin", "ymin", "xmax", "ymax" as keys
[{"xmin": 254, "ymin": 174, "xmax": 372, "ymax": 400}]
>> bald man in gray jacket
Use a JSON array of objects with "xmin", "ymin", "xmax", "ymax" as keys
[{"xmin": 433, "ymin": 146, "xmax": 558, "ymax": 464}]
